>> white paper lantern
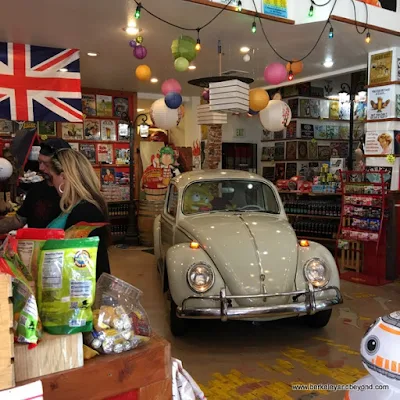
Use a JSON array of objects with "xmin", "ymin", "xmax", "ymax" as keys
[
  {"xmin": 259, "ymin": 100, "xmax": 292, "ymax": 132},
  {"xmin": 150, "ymin": 98, "xmax": 180, "ymax": 130},
  {"xmin": 0, "ymin": 158, "xmax": 13, "ymax": 180}
]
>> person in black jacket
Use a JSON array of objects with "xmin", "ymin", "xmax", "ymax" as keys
[{"xmin": 46, "ymin": 148, "xmax": 110, "ymax": 280}]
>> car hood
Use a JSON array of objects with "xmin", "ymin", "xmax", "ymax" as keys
[{"xmin": 178, "ymin": 212, "xmax": 298, "ymax": 306}]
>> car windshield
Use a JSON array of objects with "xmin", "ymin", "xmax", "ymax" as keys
[{"xmin": 182, "ymin": 180, "xmax": 280, "ymax": 215}]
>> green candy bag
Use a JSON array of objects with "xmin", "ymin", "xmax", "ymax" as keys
[{"xmin": 37, "ymin": 237, "xmax": 99, "ymax": 335}]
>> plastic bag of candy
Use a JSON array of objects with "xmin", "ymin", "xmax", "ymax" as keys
[{"xmin": 83, "ymin": 273, "xmax": 151, "ymax": 354}]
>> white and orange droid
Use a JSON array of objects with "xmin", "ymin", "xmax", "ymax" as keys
[{"xmin": 345, "ymin": 311, "xmax": 400, "ymax": 399}]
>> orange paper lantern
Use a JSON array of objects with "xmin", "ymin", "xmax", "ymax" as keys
[
  {"xmin": 135, "ymin": 65, "xmax": 152, "ymax": 81},
  {"xmin": 249, "ymin": 89, "xmax": 270, "ymax": 112},
  {"xmin": 286, "ymin": 60, "xmax": 303, "ymax": 75}
]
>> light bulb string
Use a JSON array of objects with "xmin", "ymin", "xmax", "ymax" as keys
[
  {"xmin": 132, "ymin": 0, "xmax": 234, "ymax": 32},
  {"xmin": 350, "ymin": 0, "xmax": 368, "ymax": 34}
]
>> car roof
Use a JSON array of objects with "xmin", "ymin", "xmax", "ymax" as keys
[{"xmin": 172, "ymin": 169, "xmax": 269, "ymax": 190}]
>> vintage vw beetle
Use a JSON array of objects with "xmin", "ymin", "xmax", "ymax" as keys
[{"xmin": 153, "ymin": 170, "xmax": 342, "ymax": 336}]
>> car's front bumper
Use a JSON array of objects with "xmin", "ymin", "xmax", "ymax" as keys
[{"xmin": 176, "ymin": 284, "xmax": 342, "ymax": 321}]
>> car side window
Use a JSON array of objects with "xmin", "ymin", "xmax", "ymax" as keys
[{"xmin": 167, "ymin": 185, "xmax": 179, "ymax": 218}]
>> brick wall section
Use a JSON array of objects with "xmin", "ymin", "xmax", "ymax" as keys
[{"xmin": 204, "ymin": 125, "xmax": 222, "ymax": 169}]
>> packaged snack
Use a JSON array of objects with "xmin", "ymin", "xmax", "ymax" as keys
[
  {"xmin": 64, "ymin": 222, "xmax": 109, "ymax": 239},
  {"xmin": 352, "ymin": 218, "xmax": 368, "ymax": 230},
  {"xmin": 369, "ymin": 232, "xmax": 379, "ymax": 241},
  {"xmin": 16, "ymin": 228, "xmax": 65, "ymax": 281},
  {"xmin": 37, "ymin": 237, "xmax": 99, "ymax": 335},
  {"xmin": 349, "ymin": 230, "xmax": 359, "ymax": 240},
  {"xmin": 369, "ymin": 219, "xmax": 380, "ymax": 232},
  {"xmin": 0, "ymin": 250, "xmax": 42, "ymax": 344},
  {"xmin": 358, "ymin": 232, "xmax": 369, "ymax": 241},
  {"xmin": 84, "ymin": 273, "xmax": 151, "ymax": 354}
]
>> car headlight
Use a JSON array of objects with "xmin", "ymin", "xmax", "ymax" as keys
[
  {"xmin": 304, "ymin": 258, "xmax": 330, "ymax": 288},
  {"xmin": 187, "ymin": 263, "xmax": 215, "ymax": 293}
]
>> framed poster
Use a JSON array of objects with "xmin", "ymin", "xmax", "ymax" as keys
[
  {"xmin": 80, "ymin": 143, "xmax": 96, "ymax": 164},
  {"xmin": 262, "ymin": 166, "xmax": 275, "ymax": 181},
  {"xmin": 61, "ymin": 122, "xmax": 83, "ymax": 140},
  {"xmin": 0, "ymin": 119, "xmax": 13, "ymax": 135},
  {"xmin": 263, "ymin": 0, "xmax": 287, "ymax": 19},
  {"xmin": 365, "ymin": 131, "xmax": 394, "ymax": 155},
  {"xmin": 84, "ymin": 119, "xmax": 101, "ymax": 140},
  {"xmin": 97, "ymin": 143, "xmax": 113, "ymax": 164},
  {"xmin": 38, "ymin": 121, "xmax": 56, "ymax": 136},
  {"xmin": 101, "ymin": 120, "xmax": 117, "ymax": 141},
  {"xmin": 96, "ymin": 95, "xmax": 113, "ymax": 117},
  {"xmin": 113, "ymin": 97, "xmax": 129, "ymax": 118},
  {"xmin": 82, "ymin": 94, "xmax": 96, "ymax": 116},
  {"xmin": 367, "ymin": 86, "xmax": 394, "ymax": 120},
  {"xmin": 370, "ymin": 51, "xmax": 393, "ymax": 85}
]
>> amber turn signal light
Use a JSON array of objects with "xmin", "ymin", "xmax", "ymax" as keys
[
  {"xmin": 190, "ymin": 242, "xmax": 200, "ymax": 249},
  {"xmin": 299, "ymin": 240, "xmax": 309, "ymax": 247}
]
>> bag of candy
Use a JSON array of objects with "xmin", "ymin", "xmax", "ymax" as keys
[
  {"xmin": 84, "ymin": 273, "xmax": 151, "ymax": 354},
  {"xmin": 37, "ymin": 237, "xmax": 99, "ymax": 335},
  {"xmin": 64, "ymin": 222, "xmax": 109, "ymax": 239}
]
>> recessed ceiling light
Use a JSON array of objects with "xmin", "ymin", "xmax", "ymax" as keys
[
  {"xmin": 188, "ymin": 65, "xmax": 196, "ymax": 70},
  {"xmin": 150, "ymin": 78, "xmax": 158, "ymax": 83},
  {"xmin": 59, "ymin": 68, "xmax": 68, "ymax": 72},
  {"xmin": 124, "ymin": 26, "xmax": 139, "ymax": 35},
  {"xmin": 87, "ymin": 52, "xmax": 98, "ymax": 57},
  {"xmin": 323, "ymin": 58, "xmax": 334, "ymax": 68},
  {"xmin": 240, "ymin": 46, "xmax": 250, "ymax": 53}
]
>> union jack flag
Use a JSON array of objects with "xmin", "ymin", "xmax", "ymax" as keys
[{"xmin": 0, "ymin": 42, "xmax": 83, "ymax": 122}]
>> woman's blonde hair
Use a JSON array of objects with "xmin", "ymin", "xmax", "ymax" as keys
[
  {"xmin": 377, "ymin": 133, "xmax": 393, "ymax": 144},
  {"xmin": 50, "ymin": 149, "xmax": 108, "ymax": 217}
]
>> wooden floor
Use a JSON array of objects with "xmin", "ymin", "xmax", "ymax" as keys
[{"xmin": 109, "ymin": 245, "xmax": 400, "ymax": 400}]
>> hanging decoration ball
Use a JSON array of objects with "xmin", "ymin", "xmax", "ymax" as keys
[
  {"xmin": 264, "ymin": 63, "xmax": 287, "ymax": 85},
  {"xmin": 165, "ymin": 92, "xmax": 183, "ymax": 109},
  {"xmin": 0, "ymin": 158, "xmax": 13, "ymax": 181},
  {"xmin": 134, "ymin": 45, "xmax": 147, "ymax": 59},
  {"xmin": 243, "ymin": 54, "xmax": 251, "ymax": 62},
  {"xmin": 161, "ymin": 79, "xmax": 182, "ymax": 95},
  {"xmin": 136, "ymin": 36, "xmax": 144, "ymax": 44},
  {"xmin": 249, "ymin": 88, "xmax": 270, "ymax": 112},
  {"xmin": 259, "ymin": 100, "xmax": 292, "ymax": 132},
  {"xmin": 202, "ymin": 89, "xmax": 209, "ymax": 101},
  {"xmin": 129, "ymin": 40, "xmax": 137, "ymax": 48},
  {"xmin": 135, "ymin": 64, "xmax": 152, "ymax": 81},
  {"xmin": 150, "ymin": 98, "xmax": 180, "ymax": 130},
  {"xmin": 171, "ymin": 36, "xmax": 197, "ymax": 62},
  {"xmin": 286, "ymin": 60, "xmax": 304, "ymax": 75},
  {"xmin": 174, "ymin": 57, "xmax": 189, "ymax": 72},
  {"xmin": 248, "ymin": 109, "xmax": 259, "ymax": 116}
]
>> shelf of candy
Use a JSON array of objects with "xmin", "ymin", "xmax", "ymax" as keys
[
  {"xmin": 344, "ymin": 183, "xmax": 384, "ymax": 196},
  {"xmin": 292, "ymin": 220, "xmax": 339, "ymax": 240},
  {"xmin": 101, "ymin": 185, "xmax": 130, "ymax": 202},
  {"xmin": 108, "ymin": 204, "xmax": 129, "ymax": 218},
  {"xmin": 111, "ymin": 224, "xmax": 128, "ymax": 238},
  {"xmin": 311, "ymin": 163, "xmax": 341, "ymax": 194},
  {"xmin": 285, "ymin": 199, "xmax": 341, "ymax": 217}
]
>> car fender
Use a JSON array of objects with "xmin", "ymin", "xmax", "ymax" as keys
[
  {"xmin": 166, "ymin": 243, "xmax": 226, "ymax": 307},
  {"xmin": 153, "ymin": 214, "xmax": 162, "ymax": 262},
  {"xmin": 295, "ymin": 241, "xmax": 340, "ymax": 300}
]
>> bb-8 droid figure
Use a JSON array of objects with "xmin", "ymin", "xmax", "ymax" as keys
[{"xmin": 345, "ymin": 311, "xmax": 400, "ymax": 399}]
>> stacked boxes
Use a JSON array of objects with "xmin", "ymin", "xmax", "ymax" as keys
[
  {"xmin": 209, "ymin": 79, "xmax": 249, "ymax": 113},
  {"xmin": 197, "ymin": 104, "xmax": 228, "ymax": 125}
]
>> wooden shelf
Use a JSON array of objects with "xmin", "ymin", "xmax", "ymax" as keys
[
  {"xmin": 291, "ymin": 117, "xmax": 354, "ymax": 123},
  {"xmin": 93, "ymin": 163, "xmax": 130, "ymax": 168},
  {"xmin": 365, "ymin": 80, "xmax": 400, "ymax": 89},
  {"xmin": 288, "ymin": 214, "xmax": 340, "ymax": 219},
  {"xmin": 365, "ymin": 118, "xmax": 400, "ymax": 123},
  {"xmin": 67, "ymin": 139, "xmax": 130, "ymax": 144},
  {"xmin": 297, "ymin": 236, "xmax": 337, "ymax": 243},
  {"xmin": 284, "ymin": 95, "xmax": 334, "ymax": 101},
  {"xmin": 106, "ymin": 200, "xmax": 130, "ymax": 205},
  {"xmin": 279, "ymin": 191, "xmax": 341, "ymax": 197},
  {"xmin": 266, "ymin": 159, "xmax": 334, "ymax": 162},
  {"xmin": 261, "ymin": 138, "xmax": 349, "ymax": 143}
]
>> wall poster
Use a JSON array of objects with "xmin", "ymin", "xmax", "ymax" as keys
[
  {"xmin": 370, "ymin": 51, "xmax": 392, "ymax": 85},
  {"xmin": 263, "ymin": 0, "xmax": 287, "ymax": 18},
  {"xmin": 367, "ymin": 86, "xmax": 394, "ymax": 120},
  {"xmin": 357, "ymin": 0, "xmax": 396, "ymax": 12}
]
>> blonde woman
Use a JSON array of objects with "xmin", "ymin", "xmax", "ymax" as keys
[
  {"xmin": 377, "ymin": 133, "xmax": 393, "ymax": 155},
  {"xmin": 47, "ymin": 149, "xmax": 110, "ymax": 279}
]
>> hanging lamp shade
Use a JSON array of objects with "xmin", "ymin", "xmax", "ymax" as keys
[
  {"xmin": 171, "ymin": 36, "xmax": 197, "ymax": 62},
  {"xmin": 150, "ymin": 98, "xmax": 180, "ymax": 130}
]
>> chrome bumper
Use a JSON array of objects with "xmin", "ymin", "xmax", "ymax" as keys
[{"xmin": 176, "ymin": 284, "xmax": 342, "ymax": 321}]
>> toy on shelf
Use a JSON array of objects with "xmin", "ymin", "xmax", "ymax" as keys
[{"xmin": 345, "ymin": 311, "xmax": 400, "ymax": 399}]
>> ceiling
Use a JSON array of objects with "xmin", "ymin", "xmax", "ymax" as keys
[{"xmin": 1, "ymin": 0, "xmax": 400, "ymax": 97}]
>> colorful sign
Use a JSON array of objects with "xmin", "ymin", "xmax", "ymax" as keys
[
  {"xmin": 369, "ymin": 51, "xmax": 392, "ymax": 85},
  {"xmin": 367, "ymin": 86, "xmax": 394, "ymax": 120},
  {"xmin": 263, "ymin": 0, "xmax": 287, "ymax": 18},
  {"xmin": 357, "ymin": 0, "xmax": 396, "ymax": 12}
]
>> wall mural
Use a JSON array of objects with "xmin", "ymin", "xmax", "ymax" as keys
[{"xmin": 357, "ymin": 0, "xmax": 397, "ymax": 12}]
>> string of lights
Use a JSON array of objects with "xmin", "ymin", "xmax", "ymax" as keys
[{"xmin": 132, "ymin": 0, "xmax": 372, "ymax": 65}]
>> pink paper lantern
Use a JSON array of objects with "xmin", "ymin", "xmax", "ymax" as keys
[
  {"xmin": 161, "ymin": 79, "xmax": 182, "ymax": 95},
  {"xmin": 264, "ymin": 63, "xmax": 287, "ymax": 85}
]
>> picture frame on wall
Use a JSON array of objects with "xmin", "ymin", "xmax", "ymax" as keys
[
  {"xmin": 80, "ymin": 143, "xmax": 96, "ymax": 164},
  {"xmin": 101, "ymin": 120, "xmax": 117, "ymax": 141},
  {"xmin": 113, "ymin": 97, "xmax": 129, "ymax": 118},
  {"xmin": 0, "ymin": 119, "xmax": 14, "ymax": 135},
  {"xmin": 82, "ymin": 94, "xmax": 96, "ymax": 116},
  {"xmin": 96, "ymin": 94, "xmax": 113, "ymax": 117},
  {"xmin": 61, "ymin": 122, "xmax": 84, "ymax": 140},
  {"xmin": 38, "ymin": 121, "xmax": 56, "ymax": 136},
  {"xmin": 84, "ymin": 119, "xmax": 101, "ymax": 140}
]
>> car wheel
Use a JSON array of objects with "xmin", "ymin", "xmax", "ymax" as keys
[
  {"xmin": 170, "ymin": 297, "xmax": 187, "ymax": 336},
  {"xmin": 304, "ymin": 309, "xmax": 332, "ymax": 328}
]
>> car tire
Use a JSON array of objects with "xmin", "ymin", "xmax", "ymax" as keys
[
  {"xmin": 170, "ymin": 298, "xmax": 187, "ymax": 337},
  {"xmin": 304, "ymin": 309, "xmax": 332, "ymax": 328}
]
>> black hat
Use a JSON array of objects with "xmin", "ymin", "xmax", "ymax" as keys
[{"xmin": 40, "ymin": 138, "xmax": 71, "ymax": 156}]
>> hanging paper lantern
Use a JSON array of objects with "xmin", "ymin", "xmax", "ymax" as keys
[
  {"xmin": 0, "ymin": 158, "xmax": 13, "ymax": 181},
  {"xmin": 248, "ymin": 108, "xmax": 259, "ymax": 116},
  {"xmin": 136, "ymin": 36, "xmax": 144, "ymax": 44},
  {"xmin": 264, "ymin": 63, "xmax": 287, "ymax": 85},
  {"xmin": 150, "ymin": 98, "xmax": 180, "ymax": 130},
  {"xmin": 286, "ymin": 60, "xmax": 304, "ymax": 75},
  {"xmin": 249, "ymin": 89, "xmax": 270, "ymax": 112},
  {"xmin": 134, "ymin": 45, "xmax": 147, "ymax": 59},
  {"xmin": 174, "ymin": 57, "xmax": 189, "ymax": 72},
  {"xmin": 178, "ymin": 104, "xmax": 185, "ymax": 120},
  {"xmin": 135, "ymin": 65, "xmax": 152, "ymax": 81},
  {"xmin": 259, "ymin": 100, "xmax": 292, "ymax": 132},
  {"xmin": 165, "ymin": 92, "xmax": 183, "ymax": 109},
  {"xmin": 202, "ymin": 89, "xmax": 209, "ymax": 102},
  {"xmin": 171, "ymin": 36, "xmax": 197, "ymax": 62},
  {"xmin": 161, "ymin": 79, "xmax": 182, "ymax": 95},
  {"xmin": 129, "ymin": 40, "xmax": 137, "ymax": 48}
]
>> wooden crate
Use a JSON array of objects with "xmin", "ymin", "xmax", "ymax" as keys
[
  {"xmin": 18, "ymin": 334, "xmax": 171, "ymax": 400},
  {"xmin": 14, "ymin": 333, "xmax": 83, "ymax": 382},
  {"xmin": 0, "ymin": 274, "xmax": 14, "ymax": 391}
]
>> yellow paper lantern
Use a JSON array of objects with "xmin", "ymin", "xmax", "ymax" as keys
[
  {"xmin": 135, "ymin": 65, "xmax": 152, "ymax": 81},
  {"xmin": 249, "ymin": 89, "xmax": 270, "ymax": 112},
  {"xmin": 286, "ymin": 60, "xmax": 303, "ymax": 75}
]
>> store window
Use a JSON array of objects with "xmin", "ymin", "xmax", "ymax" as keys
[{"xmin": 167, "ymin": 185, "xmax": 179, "ymax": 218}]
